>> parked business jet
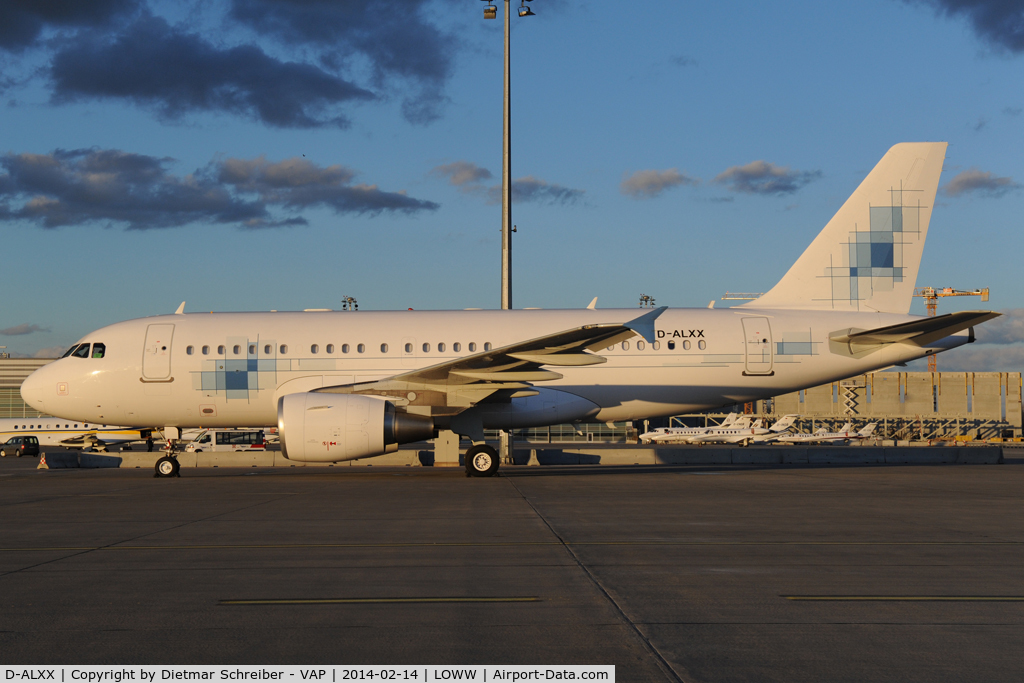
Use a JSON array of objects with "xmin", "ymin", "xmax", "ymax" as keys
[
  {"xmin": 19, "ymin": 143, "xmax": 998, "ymax": 477},
  {"xmin": 0, "ymin": 417, "xmax": 149, "ymax": 452},
  {"xmin": 776, "ymin": 422, "xmax": 878, "ymax": 444},
  {"xmin": 640, "ymin": 413, "xmax": 742, "ymax": 443},
  {"xmin": 653, "ymin": 414, "xmax": 799, "ymax": 446}
]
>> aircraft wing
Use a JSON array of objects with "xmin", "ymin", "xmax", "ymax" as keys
[
  {"xmin": 830, "ymin": 311, "xmax": 1000, "ymax": 348},
  {"xmin": 315, "ymin": 307, "xmax": 668, "ymax": 413}
]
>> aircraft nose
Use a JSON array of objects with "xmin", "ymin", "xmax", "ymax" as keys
[{"xmin": 20, "ymin": 366, "xmax": 49, "ymax": 411}]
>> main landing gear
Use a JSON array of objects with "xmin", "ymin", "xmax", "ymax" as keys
[{"xmin": 465, "ymin": 444, "xmax": 500, "ymax": 478}]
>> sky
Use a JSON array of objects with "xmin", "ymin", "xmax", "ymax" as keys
[{"xmin": 0, "ymin": 0, "xmax": 1023, "ymax": 371}]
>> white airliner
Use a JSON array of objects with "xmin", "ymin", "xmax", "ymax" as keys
[
  {"xmin": 776, "ymin": 422, "xmax": 877, "ymax": 444},
  {"xmin": 19, "ymin": 143, "xmax": 998, "ymax": 477},
  {"xmin": 0, "ymin": 417, "xmax": 149, "ymax": 452}
]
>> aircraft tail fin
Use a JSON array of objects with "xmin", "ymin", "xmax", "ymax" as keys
[
  {"xmin": 858, "ymin": 423, "xmax": 877, "ymax": 437},
  {"xmin": 770, "ymin": 414, "xmax": 798, "ymax": 432},
  {"xmin": 741, "ymin": 142, "xmax": 947, "ymax": 314}
]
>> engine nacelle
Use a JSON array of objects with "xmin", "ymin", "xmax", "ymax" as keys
[{"xmin": 279, "ymin": 393, "xmax": 434, "ymax": 462}]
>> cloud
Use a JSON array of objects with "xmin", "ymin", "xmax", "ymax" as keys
[
  {"xmin": 1005, "ymin": 106, "xmax": 1023, "ymax": 116},
  {"xmin": 909, "ymin": 0, "xmax": 1024, "ymax": 53},
  {"xmin": 714, "ymin": 160, "xmax": 822, "ymax": 195},
  {"xmin": 487, "ymin": 176, "xmax": 585, "ymax": 205},
  {"xmin": 49, "ymin": 15, "xmax": 374, "ymax": 129},
  {"xmin": 620, "ymin": 168, "xmax": 698, "ymax": 199},
  {"xmin": 0, "ymin": 323, "xmax": 48, "ymax": 336},
  {"xmin": 973, "ymin": 116, "xmax": 988, "ymax": 131},
  {"xmin": 972, "ymin": 308, "xmax": 1024, "ymax": 345},
  {"xmin": 0, "ymin": 148, "xmax": 438, "ymax": 230},
  {"xmin": 229, "ymin": 0, "xmax": 455, "ymax": 124},
  {"xmin": 430, "ymin": 161, "xmax": 493, "ymax": 192},
  {"xmin": 670, "ymin": 55, "xmax": 698, "ymax": 67},
  {"xmin": 910, "ymin": 308, "xmax": 1024, "ymax": 370},
  {"xmin": 0, "ymin": 0, "xmax": 137, "ymax": 52},
  {"xmin": 942, "ymin": 168, "xmax": 1021, "ymax": 197}
]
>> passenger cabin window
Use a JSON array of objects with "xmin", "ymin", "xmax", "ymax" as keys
[
  {"xmin": 311, "ymin": 344, "xmax": 319, "ymax": 354},
  {"xmin": 233, "ymin": 345, "xmax": 241, "ymax": 355},
  {"xmin": 202, "ymin": 346, "xmax": 210, "ymax": 355},
  {"xmin": 484, "ymin": 342, "xmax": 492, "ymax": 351},
  {"xmin": 326, "ymin": 344, "xmax": 334, "ymax": 354},
  {"xmin": 280, "ymin": 345, "xmax": 288, "ymax": 354},
  {"xmin": 381, "ymin": 343, "xmax": 389, "ymax": 353},
  {"xmin": 682, "ymin": 340, "xmax": 690, "ymax": 350},
  {"xmin": 249, "ymin": 344, "xmax": 256, "ymax": 355},
  {"xmin": 186, "ymin": 346, "xmax": 194, "ymax": 355},
  {"xmin": 668, "ymin": 340, "xmax": 676, "ymax": 350},
  {"xmin": 406, "ymin": 344, "xmax": 414, "ymax": 353},
  {"xmin": 453, "ymin": 343, "xmax": 461, "ymax": 352},
  {"xmin": 422, "ymin": 343, "xmax": 429, "ymax": 353},
  {"xmin": 91, "ymin": 343, "xmax": 105, "ymax": 358},
  {"xmin": 653, "ymin": 341, "xmax": 661, "ymax": 350},
  {"xmin": 468, "ymin": 343, "xmax": 477, "ymax": 352},
  {"xmin": 218, "ymin": 345, "xmax": 225, "ymax": 355},
  {"xmin": 342, "ymin": 344, "xmax": 350, "ymax": 354},
  {"xmin": 264, "ymin": 345, "xmax": 272, "ymax": 354},
  {"xmin": 637, "ymin": 341, "xmax": 646, "ymax": 351},
  {"xmin": 438, "ymin": 342, "xmax": 445, "ymax": 352},
  {"xmin": 72, "ymin": 344, "xmax": 90, "ymax": 359},
  {"xmin": 357, "ymin": 344, "xmax": 365, "ymax": 354},
  {"xmin": 698, "ymin": 340, "xmax": 706, "ymax": 350},
  {"xmin": 622, "ymin": 341, "xmax": 630, "ymax": 350}
]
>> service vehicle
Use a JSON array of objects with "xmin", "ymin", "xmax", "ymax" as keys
[{"xmin": 184, "ymin": 428, "xmax": 266, "ymax": 453}]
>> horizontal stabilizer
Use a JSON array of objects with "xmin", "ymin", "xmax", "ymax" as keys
[{"xmin": 831, "ymin": 311, "xmax": 1000, "ymax": 347}]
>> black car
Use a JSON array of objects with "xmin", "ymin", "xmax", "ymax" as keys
[{"xmin": 1, "ymin": 436, "xmax": 40, "ymax": 457}]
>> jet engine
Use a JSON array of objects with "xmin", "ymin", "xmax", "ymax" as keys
[{"xmin": 278, "ymin": 393, "xmax": 434, "ymax": 462}]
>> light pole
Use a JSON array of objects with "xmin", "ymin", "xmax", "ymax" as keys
[
  {"xmin": 483, "ymin": 0, "xmax": 535, "ymax": 462},
  {"xmin": 484, "ymin": 0, "xmax": 534, "ymax": 309}
]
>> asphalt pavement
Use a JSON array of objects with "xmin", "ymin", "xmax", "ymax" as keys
[{"xmin": 1, "ymin": 454, "xmax": 1021, "ymax": 682}]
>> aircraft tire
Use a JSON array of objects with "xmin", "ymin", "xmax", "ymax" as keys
[
  {"xmin": 465, "ymin": 445, "xmax": 500, "ymax": 478},
  {"xmin": 155, "ymin": 456, "xmax": 179, "ymax": 478}
]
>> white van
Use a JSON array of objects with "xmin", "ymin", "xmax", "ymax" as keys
[{"xmin": 184, "ymin": 429, "xmax": 266, "ymax": 453}]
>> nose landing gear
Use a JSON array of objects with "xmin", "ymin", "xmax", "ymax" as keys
[{"xmin": 154, "ymin": 455, "xmax": 180, "ymax": 478}]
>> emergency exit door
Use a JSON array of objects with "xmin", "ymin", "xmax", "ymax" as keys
[
  {"xmin": 142, "ymin": 324, "xmax": 175, "ymax": 379},
  {"xmin": 742, "ymin": 317, "xmax": 773, "ymax": 376}
]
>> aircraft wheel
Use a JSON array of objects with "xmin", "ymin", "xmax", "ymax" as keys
[
  {"xmin": 155, "ymin": 456, "xmax": 180, "ymax": 478},
  {"xmin": 465, "ymin": 445, "xmax": 500, "ymax": 478}
]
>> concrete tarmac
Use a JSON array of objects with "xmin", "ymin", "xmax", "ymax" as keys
[{"xmin": 1, "ymin": 454, "xmax": 1022, "ymax": 682}]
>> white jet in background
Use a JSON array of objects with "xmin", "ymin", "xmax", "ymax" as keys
[
  {"xmin": 19, "ymin": 143, "xmax": 999, "ymax": 477},
  {"xmin": 776, "ymin": 422, "xmax": 878, "ymax": 444},
  {"xmin": 0, "ymin": 417, "xmax": 150, "ymax": 453}
]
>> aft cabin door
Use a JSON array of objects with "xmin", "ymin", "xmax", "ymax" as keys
[
  {"xmin": 142, "ymin": 324, "xmax": 175, "ymax": 379},
  {"xmin": 742, "ymin": 317, "xmax": 773, "ymax": 376}
]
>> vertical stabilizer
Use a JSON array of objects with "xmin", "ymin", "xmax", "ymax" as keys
[{"xmin": 742, "ymin": 143, "xmax": 947, "ymax": 313}]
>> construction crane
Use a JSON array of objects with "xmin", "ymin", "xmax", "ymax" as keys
[
  {"xmin": 913, "ymin": 287, "xmax": 989, "ymax": 371},
  {"xmin": 721, "ymin": 292, "xmax": 764, "ymax": 300}
]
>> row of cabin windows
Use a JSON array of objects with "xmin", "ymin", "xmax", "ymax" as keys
[
  {"xmin": 15, "ymin": 423, "xmax": 96, "ymax": 430},
  {"xmin": 184, "ymin": 342, "xmax": 494, "ymax": 356},
  {"xmin": 61, "ymin": 343, "xmax": 105, "ymax": 359},
  {"xmin": 611, "ymin": 340, "xmax": 707, "ymax": 351}
]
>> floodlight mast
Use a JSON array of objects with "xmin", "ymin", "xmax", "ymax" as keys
[{"xmin": 484, "ymin": 0, "xmax": 535, "ymax": 310}]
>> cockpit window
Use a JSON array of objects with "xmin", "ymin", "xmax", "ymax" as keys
[
  {"xmin": 91, "ymin": 343, "xmax": 105, "ymax": 359},
  {"xmin": 72, "ymin": 344, "xmax": 90, "ymax": 359},
  {"xmin": 61, "ymin": 345, "xmax": 78, "ymax": 358}
]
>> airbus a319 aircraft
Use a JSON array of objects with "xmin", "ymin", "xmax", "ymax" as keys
[{"xmin": 20, "ymin": 143, "xmax": 999, "ymax": 477}]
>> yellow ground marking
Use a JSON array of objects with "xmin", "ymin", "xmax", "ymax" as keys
[{"xmin": 219, "ymin": 597, "xmax": 541, "ymax": 606}]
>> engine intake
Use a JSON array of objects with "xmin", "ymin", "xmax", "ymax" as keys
[{"xmin": 279, "ymin": 392, "xmax": 433, "ymax": 462}]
